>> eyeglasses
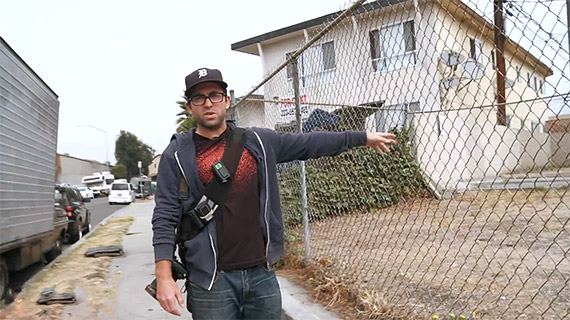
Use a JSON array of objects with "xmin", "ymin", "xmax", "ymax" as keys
[{"xmin": 189, "ymin": 92, "xmax": 226, "ymax": 106}]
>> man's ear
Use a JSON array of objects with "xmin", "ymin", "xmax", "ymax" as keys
[
  {"xmin": 185, "ymin": 102, "xmax": 193, "ymax": 115},
  {"xmin": 225, "ymin": 95, "xmax": 231, "ymax": 110}
]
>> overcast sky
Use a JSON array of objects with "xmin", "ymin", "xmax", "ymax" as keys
[
  {"xmin": 0, "ymin": 0, "xmax": 350, "ymax": 165},
  {"xmin": 1, "ymin": 0, "xmax": 568, "ymax": 166}
]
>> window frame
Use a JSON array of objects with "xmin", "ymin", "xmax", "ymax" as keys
[
  {"xmin": 369, "ymin": 19, "xmax": 417, "ymax": 72},
  {"xmin": 321, "ymin": 41, "xmax": 336, "ymax": 71},
  {"xmin": 527, "ymin": 72, "xmax": 532, "ymax": 87},
  {"xmin": 469, "ymin": 38, "xmax": 483, "ymax": 63}
]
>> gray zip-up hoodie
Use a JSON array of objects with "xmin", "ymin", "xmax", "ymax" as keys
[{"xmin": 152, "ymin": 122, "xmax": 367, "ymax": 290}]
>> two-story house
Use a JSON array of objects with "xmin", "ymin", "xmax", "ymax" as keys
[{"xmin": 231, "ymin": 0, "xmax": 553, "ymax": 190}]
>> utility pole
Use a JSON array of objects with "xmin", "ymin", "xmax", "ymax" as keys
[
  {"xmin": 567, "ymin": 0, "xmax": 570, "ymax": 66},
  {"xmin": 137, "ymin": 160, "xmax": 142, "ymax": 195},
  {"xmin": 494, "ymin": 0, "xmax": 507, "ymax": 126}
]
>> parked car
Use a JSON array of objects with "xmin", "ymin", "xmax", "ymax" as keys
[
  {"xmin": 108, "ymin": 181, "xmax": 136, "ymax": 205},
  {"xmin": 77, "ymin": 186, "xmax": 94, "ymax": 199},
  {"xmin": 55, "ymin": 185, "xmax": 92, "ymax": 243}
]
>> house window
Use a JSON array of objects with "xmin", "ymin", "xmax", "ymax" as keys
[
  {"xmin": 539, "ymin": 79, "xmax": 544, "ymax": 94},
  {"xmin": 527, "ymin": 72, "xmax": 538, "ymax": 90},
  {"xmin": 303, "ymin": 41, "xmax": 336, "ymax": 75},
  {"xmin": 370, "ymin": 29, "xmax": 382, "ymax": 70},
  {"xmin": 491, "ymin": 49, "xmax": 496, "ymax": 70},
  {"xmin": 403, "ymin": 21, "xmax": 416, "ymax": 52},
  {"xmin": 516, "ymin": 66, "xmax": 522, "ymax": 83},
  {"xmin": 527, "ymin": 72, "xmax": 532, "ymax": 88},
  {"xmin": 370, "ymin": 20, "xmax": 417, "ymax": 72},
  {"xmin": 374, "ymin": 102, "xmax": 419, "ymax": 132},
  {"xmin": 296, "ymin": 41, "xmax": 336, "ymax": 87},
  {"xmin": 322, "ymin": 41, "xmax": 336, "ymax": 71},
  {"xmin": 469, "ymin": 38, "xmax": 483, "ymax": 63},
  {"xmin": 287, "ymin": 42, "xmax": 335, "ymax": 86}
]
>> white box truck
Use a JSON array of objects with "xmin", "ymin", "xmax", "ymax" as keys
[{"xmin": 0, "ymin": 36, "xmax": 67, "ymax": 301}]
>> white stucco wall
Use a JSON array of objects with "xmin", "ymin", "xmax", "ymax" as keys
[{"xmin": 234, "ymin": 0, "xmax": 556, "ymax": 192}]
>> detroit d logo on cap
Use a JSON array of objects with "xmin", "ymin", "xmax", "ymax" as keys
[{"xmin": 198, "ymin": 69, "xmax": 208, "ymax": 78}]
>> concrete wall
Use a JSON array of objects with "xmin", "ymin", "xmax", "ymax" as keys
[
  {"xmin": 415, "ymin": 110, "xmax": 568, "ymax": 191},
  {"xmin": 56, "ymin": 154, "xmax": 108, "ymax": 186},
  {"xmin": 232, "ymin": 95, "xmax": 268, "ymax": 128},
  {"xmin": 550, "ymin": 133, "xmax": 570, "ymax": 167}
]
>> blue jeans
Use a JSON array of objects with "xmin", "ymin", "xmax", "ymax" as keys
[{"xmin": 187, "ymin": 265, "xmax": 282, "ymax": 320}]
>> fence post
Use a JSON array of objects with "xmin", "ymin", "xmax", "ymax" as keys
[{"xmin": 291, "ymin": 57, "xmax": 310, "ymax": 263}]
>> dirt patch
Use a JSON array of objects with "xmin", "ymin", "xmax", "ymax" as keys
[
  {"xmin": 280, "ymin": 188, "xmax": 570, "ymax": 319},
  {"xmin": 0, "ymin": 216, "xmax": 134, "ymax": 320}
]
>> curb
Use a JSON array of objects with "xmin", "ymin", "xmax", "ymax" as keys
[{"xmin": 278, "ymin": 276, "xmax": 341, "ymax": 320}]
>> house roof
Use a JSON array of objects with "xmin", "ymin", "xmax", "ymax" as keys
[
  {"xmin": 231, "ymin": 0, "xmax": 405, "ymax": 54},
  {"xmin": 231, "ymin": 0, "xmax": 553, "ymax": 77}
]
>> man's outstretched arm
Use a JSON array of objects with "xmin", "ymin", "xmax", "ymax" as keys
[{"xmin": 269, "ymin": 129, "xmax": 397, "ymax": 163}]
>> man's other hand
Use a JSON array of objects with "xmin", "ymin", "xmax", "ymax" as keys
[
  {"xmin": 157, "ymin": 277, "xmax": 184, "ymax": 316},
  {"xmin": 366, "ymin": 132, "xmax": 397, "ymax": 154},
  {"xmin": 156, "ymin": 260, "xmax": 184, "ymax": 316}
]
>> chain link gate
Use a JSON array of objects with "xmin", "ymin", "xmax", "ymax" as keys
[{"xmin": 229, "ymin": 0, "xmax": 570, "ymax": 318}]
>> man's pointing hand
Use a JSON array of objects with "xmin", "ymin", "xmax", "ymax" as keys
[{"xmin": 366, "ymin": 132, "xmax": 397, "ymax": 155}]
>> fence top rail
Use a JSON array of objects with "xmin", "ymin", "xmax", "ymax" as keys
[{"xmin": 238, "ymin": 92, "xmax": 570, "ymax": 114}]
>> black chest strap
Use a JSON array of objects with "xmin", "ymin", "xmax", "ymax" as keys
[{"xmin": 176, "ymin": 128, "xmax": 247, "ymax": 239}]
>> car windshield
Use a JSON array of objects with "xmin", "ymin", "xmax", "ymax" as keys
[{"xmin": 112, "ymin": 184, "xmax": 129, "ymax": 190}]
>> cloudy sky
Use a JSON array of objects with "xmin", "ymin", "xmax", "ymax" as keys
[
  {"xmin": 1, "ymin": 0, "xmax": 568, "ymax": 165},
  {"xmin": 1, "ymin": 0, "xmax": 350, "ymax": 164}
]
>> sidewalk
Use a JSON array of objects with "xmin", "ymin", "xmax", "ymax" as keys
[{"xmin": 76, "ymin": 201, "xmax": 340, "ymax": 320}]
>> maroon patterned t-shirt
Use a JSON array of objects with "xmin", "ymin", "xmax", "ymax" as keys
[{"xmin": 193, "ymin": 129, "xmax": 266, "ymax": 270}]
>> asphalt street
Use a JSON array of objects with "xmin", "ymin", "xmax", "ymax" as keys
[{"xmin": 87, "ymin": 196, "xmax": 129, "ymax": 226}]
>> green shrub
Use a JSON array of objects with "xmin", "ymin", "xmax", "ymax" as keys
[{"xmin": 279, "ymin": 126, "xmax": 430, "ymax": 226}]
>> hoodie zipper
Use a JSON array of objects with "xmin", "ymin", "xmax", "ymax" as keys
[
  {"xmin": 253, "ymin": 132, "xmax": 271, "ymax": 262},
  {"xmin": 174, "ymin": 151, "xmax": 189, "ymax": 186},
  {"xmin": 175, "ymin": 150, "xmax": 218, "ymax": 290}
]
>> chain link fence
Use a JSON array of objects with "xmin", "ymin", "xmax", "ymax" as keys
[{"xmin": 230, "ymin": 0, "xmax": 570, "ymax": 318}]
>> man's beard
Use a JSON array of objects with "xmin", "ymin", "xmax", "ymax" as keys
[{"xmin": 197, "ymin": 116, "xmax": 224, "ymax": 130}]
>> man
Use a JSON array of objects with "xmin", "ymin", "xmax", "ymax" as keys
[{"xmin": 152, "ymin": 67, "xmax": 396, "ymax": 319}]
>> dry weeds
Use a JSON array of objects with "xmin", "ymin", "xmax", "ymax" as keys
[
  {"xmin": 280, "ymin": 188, "xmax": 570, "ymax": 319},
  {"xmin": 0, "ymin": 216, "xmax": 134, "ymax": 320}
]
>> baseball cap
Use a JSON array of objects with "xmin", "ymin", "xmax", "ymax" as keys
[{"xmin": 184, "ymin": 68, "xmax": 228, "ymax": 97}]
